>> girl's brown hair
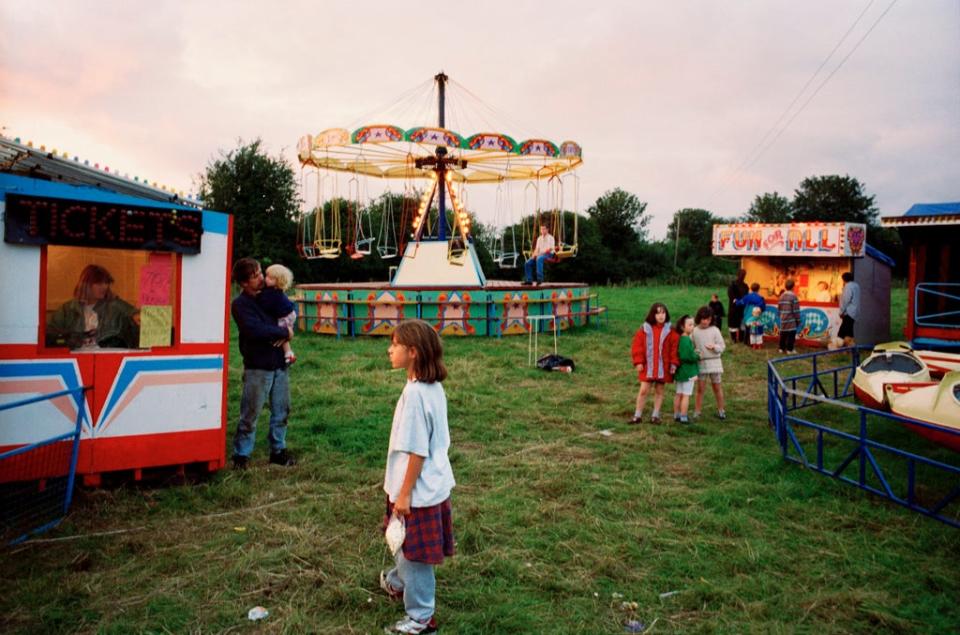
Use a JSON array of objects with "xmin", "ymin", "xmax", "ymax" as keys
[
  {"xmin": 644, "ymin": 302, "xmax": 670, "ymax": 326},
  {"xmin": 674, "ymin": 314, "xmax": 693, "ymax": 334},
  {"xmin": 393, "ymin": 320, "xmax": 448, "ymax": 383},
  {"xmin": 74, "ymin": 265, "xmax": 116, "ymax": 304}
]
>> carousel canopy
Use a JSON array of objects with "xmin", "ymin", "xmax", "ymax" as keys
[{"xmin": 297, "ymin": 125, "xmax": 582, "ymax": 183}]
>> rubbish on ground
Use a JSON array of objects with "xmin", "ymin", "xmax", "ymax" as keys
[
  {"xmin": 247, "ymin": 606, "xmax": 269, "ymax": 621},
  {"xmin": 624, "ymin": 619, "xmax": 645, "ymax": 633}
]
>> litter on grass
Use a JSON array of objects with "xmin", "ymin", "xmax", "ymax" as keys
[{"xmin": 247, "ymin": 606, "xmax": 269, "ymax": 621}]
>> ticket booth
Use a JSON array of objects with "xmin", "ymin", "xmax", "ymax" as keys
[
  {"xmin": 712, "ymin": 222, "xmax": 893, "ymax": 346},
  {"xmin": 882, "ymin": 202, "xmax": 960, "ymax": 351},
  {"xmin": 0, "ymin": 165, "xmax": 232, "ymax": 485}
]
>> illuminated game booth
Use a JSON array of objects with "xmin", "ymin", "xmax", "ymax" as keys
[
  {"xmin": 0, "ymin": 137, "xmax": 232, "ymax": 486},
  {"xmin": 712, "ymin": 222, "xmax": 893, "ymax": 346}
]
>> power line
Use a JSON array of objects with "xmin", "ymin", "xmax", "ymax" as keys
[
  {"xmin": 713, "ymin": 0, "xmax": 876, "ymax": 197},
  {"xmin": 709, "ymin": 0, "xmax": 898, "ymax": 208},
  {"xmin": 740, "ymin": 0, "xmax": 900, "ymax": 173}
]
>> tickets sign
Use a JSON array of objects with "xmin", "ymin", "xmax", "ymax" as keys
[
  {"xmin": 3, "ymin": 194, "xmax": 203, "ymax": 254},
  {"xmin": 712, "ymin": 223, "xmax": 866, "ymax": 258}
]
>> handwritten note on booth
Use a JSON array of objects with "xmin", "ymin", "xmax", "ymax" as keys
[
  {"xmin": 139, "ymin": 305, "xmax": 172, "ymax": 348},
  {"xmin": 140, "ymin": 259, "xmax": 172, "ymax": 306}
]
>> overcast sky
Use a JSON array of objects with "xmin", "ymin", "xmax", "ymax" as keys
[{"xmin": 2, "ymin": 1, "xmax": 957, "ymax": 238}]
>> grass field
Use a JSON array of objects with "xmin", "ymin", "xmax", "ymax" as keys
[{"xmin": 2, "ymin": 286, "xmax": 959, "ymax": 634}]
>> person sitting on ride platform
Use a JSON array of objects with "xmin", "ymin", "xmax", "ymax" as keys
[{"xmin": 522, "ymin": 224, "xmax": 555, "ymax": 287}]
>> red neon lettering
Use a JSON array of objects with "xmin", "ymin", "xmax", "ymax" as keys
[
  {"xmin": 60, "ymin": 204, "xmax": 88, "ymax": 239},
  {"xmin": 95, "ymin": 207, "xmax": 117, "ymax": 241},
  {"xmin": 819, "ymin": 229, "xmax": 836, "ymax": 251}
]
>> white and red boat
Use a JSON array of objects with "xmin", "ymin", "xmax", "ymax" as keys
[
  {"xmin": 884, "ymin": 371, "xmax": 960, "ymax": 453},
  {"xmin": 852, "ymin": 342, "xmax": 931, "ymax": 410}
]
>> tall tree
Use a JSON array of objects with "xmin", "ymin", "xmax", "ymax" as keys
[
  {"xmin": 745, "ymin": 192, "xmax": 792, "ymax": 223},
  {"xmin": 198, "ymin": 139, "xmax": 301, "ymax": 275},
  {"xmin": 587, "ymin": 188, "xmax": 650, "ymax": 249},
  {"xmin": 791, "ymin": 175, "xmax": 878, "ymax": 225},
  {"xmin": 666, "ymin": 208, "xmax": 717, "ymax": 263}
]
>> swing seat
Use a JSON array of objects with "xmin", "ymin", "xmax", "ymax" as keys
[
  {"xmin": 315, "ymin": 239, "xmax": 341, "ymax": 259},
  {"xmin": 448, "ymin": 238, "xmax": 467, "ymax": 266},
  {"xmin": 496, "ymin": 251, "xmax": 520, "ymax": 268},
  {"xmin": 377, "ymin": 245, "xmax": 399, "ymax": 259},
  {"xmin": 354, "ymin": 237, "xmax": 376, "ymax": 256},
  {"xmin": 548, "ymin": 244, "xmax": 578, "ymax": 263}
]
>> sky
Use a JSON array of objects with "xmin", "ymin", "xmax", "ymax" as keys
[{"xmin": 1, "ymin": 0, "xmax": 958, "ymax": 238}]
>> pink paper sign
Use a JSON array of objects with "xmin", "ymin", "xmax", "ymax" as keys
[{"xmin": 140, "ymin": 263, "xmax": 172, "ymax": 305}]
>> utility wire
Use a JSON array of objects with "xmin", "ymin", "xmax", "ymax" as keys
[{"xmin": 709, "ymin": 0, "xmax": 898, "ymax": 207}]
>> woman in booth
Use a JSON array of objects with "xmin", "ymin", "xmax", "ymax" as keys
[{"xmin": 47, "ymin": 264, "xmax": 140, "ymax": 349}]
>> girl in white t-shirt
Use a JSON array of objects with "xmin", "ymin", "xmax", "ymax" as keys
[{"xmin": 380, "ymin": 320, "xmax": 455, "ymax": 634}]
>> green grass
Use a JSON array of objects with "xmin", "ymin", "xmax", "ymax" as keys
[{"xmin": 2, "ymin": 286, "xmax": 959, "ymax": 634}]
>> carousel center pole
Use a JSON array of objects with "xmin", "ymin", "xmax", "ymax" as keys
[{"xmin": 436, "ymin": 71, "xmax": 448, "ymax": 242}]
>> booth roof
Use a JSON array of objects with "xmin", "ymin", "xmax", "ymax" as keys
[
  {"xmin": 0, "ymin": 136, "xmax": 199, "ymax": 208},
  {"xmin": 865, "ymin": 244, "xmax": 895, "ymax": 268},
  {"xmin": 903, "ymin": 202, "xmax": 960, "ymax": 217},
  {"xmin": 882, "ymin": 202, "xmax": 960, "ymax": 229}
]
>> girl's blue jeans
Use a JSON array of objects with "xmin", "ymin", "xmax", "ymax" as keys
[{"xmin": 385, "ymin": 551, "xmax": 435, "ymax": 622}]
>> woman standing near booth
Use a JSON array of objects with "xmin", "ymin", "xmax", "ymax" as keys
[
  {"xmin": 726, "ymin": 269, "xmax": 748, "ymax": 344},
  {"xmin": 46, "ymin": 264, "xmax": 140, "ymax": 349}
]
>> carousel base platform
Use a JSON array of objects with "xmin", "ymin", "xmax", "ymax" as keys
[{"xmin": 295, "ymin": 280, "xmax": 606, "ymax": 337}]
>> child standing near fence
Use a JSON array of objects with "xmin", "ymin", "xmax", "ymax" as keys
[
  {"xmin": 672, "ymin": 315, "xmax": 699, "ymax": 424},
  {"xmin": 630, "ymin": 302, "xmax": 678, "ymax": 425},
  {"xmin": 380, "ymin": 320, "xmax": 455, "ymax": 634},
  {"xmin": 258, "ymin": 264, "xmax": 298, "ymax": 366},
  {"xmin": 692, "ymin": 306, "xmax": 727, "ymax": 420},
  {"xmin": 744, "ymin": 306, "xmax": 765, "ymax": 349},
  {"xmin": 708, "ymin": 293, "xmax": 725, "ymax": 332}
]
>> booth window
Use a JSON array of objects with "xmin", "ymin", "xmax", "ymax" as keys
[{"xmin": 44, "ymin": 246, "xmax": 178, "ymax": 350}]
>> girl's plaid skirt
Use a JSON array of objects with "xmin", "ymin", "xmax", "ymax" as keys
[{"xmin": 383, "ymin": 497, "xmax": 454, "ymax": 565}]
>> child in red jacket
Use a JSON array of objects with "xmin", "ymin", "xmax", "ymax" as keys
[{"xmin": 630, "ymin": 302, "xmax": 679, "ymax": 424}]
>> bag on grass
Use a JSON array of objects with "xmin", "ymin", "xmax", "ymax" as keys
[{"xmin": 536, "ymin": 354, "xmax": 575, "ymax": 372}]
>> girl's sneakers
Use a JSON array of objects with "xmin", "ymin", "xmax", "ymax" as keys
[
  {"xmin": 717, "ymin": 410, "xmax": 727, "ymax": 420},
  {"xmin": 386, "ymin": 616, "xmax": 438, "ymax": 634},
  {"xmin": 628, "ymin": 414, "xmax": 643, "ymax": 424}
]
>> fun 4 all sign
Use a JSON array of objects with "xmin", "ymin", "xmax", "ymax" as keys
[{"xmin": 711, "ymin": 223, "xmax": 866, "ymax": 258}]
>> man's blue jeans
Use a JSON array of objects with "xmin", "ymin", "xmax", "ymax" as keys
[
  {"xmin": 233, "ymin": 368, "xmax": 290, "ymax": 458},
  {"xmin": 524, "ymin": 254, "xmax": 550, "ymax": 282}
]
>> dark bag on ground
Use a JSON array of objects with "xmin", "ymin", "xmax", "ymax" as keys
[{"xmin": 537, "ymin": 354, "xmax": 575, "ymax": 372}]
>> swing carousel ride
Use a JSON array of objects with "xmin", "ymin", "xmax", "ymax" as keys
[{"xmin": 295, "ymin": 72, "xmax": 605, "ymax": 337}]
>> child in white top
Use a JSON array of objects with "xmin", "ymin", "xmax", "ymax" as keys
[
  {"xmin": 381, "ymin": 320, "xmax": 455, "ymax": 634},
  {"xmin": 691, "ymin": 306, "xmax": 727, "ymax": 420}
]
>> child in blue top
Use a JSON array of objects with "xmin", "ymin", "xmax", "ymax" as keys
[
  {"xmin": 257, "ymin": 264, "xmax": 298, "ymax": 365},
  {"xmin": 736, "ymin": 282, "xmax": 766, "ymax": 346},
  {"xmin": 380, "ymin": 320, "xmax": 455, "ymax": 634}
]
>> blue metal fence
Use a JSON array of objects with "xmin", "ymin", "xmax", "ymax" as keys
[
  {"xmin": 767, "ymin": 348, "xmax": 960, "ymax": 528},
  {"xmin": 0, "ymin": 386, "xmax": 86, "ymax": 545}
]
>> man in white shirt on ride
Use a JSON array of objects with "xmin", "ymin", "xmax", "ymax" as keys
[{"xmin": 522, "ymin": 224, "xmax": 555, "ymax": 286}]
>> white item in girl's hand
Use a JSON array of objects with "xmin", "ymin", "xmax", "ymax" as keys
[{"xmin": 385, "ymin": 514, "xmax": 406, "ymax": 555}]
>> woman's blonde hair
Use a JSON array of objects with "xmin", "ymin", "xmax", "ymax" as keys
[
  {"xmin": 392, "ymin": 320, "xmax": 448, "ymax": 383},
  {"xmin": 265, "ymin": 264, "xmax": 294, "ymax": 291},
  {"xmin": 74, "ymin": 265, "xmax": 115, "ymax": 304}
]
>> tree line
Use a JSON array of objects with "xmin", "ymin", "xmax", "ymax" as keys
[{"xmin": 199, "ymin": 140, "xmax": 903, "ymax": 287}]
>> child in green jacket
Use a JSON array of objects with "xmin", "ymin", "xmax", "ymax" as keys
[{"xmin": 672, "ymin": 315, "xmax": 700, "ymax": 424}]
